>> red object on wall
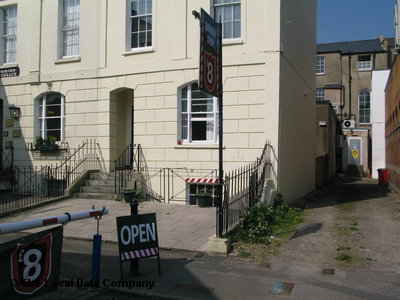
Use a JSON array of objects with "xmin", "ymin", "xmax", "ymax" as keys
[{"xmin": 378, "ymin": 169, "xmax": 388, "ymax": 185}]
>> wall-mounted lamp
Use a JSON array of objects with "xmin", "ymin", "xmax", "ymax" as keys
[{"xmin": 9, "ymin": 105, "xmax": 21, "ymax": 119}]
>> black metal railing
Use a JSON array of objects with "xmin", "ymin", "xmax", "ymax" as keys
[
  {"xmin": 216, "ymin": 142, "xmax": 274, "ymax": 237},
  {"xmin": 114, "ymin": 144, "xmax": 143, "ymax": 194},
  {"xmin": 0, "ymin": 139, "xmax": 103, "ymax": 216},
  {"xmin": 1, "ymin": 146, "xmax": 14, "ymax": 173}
]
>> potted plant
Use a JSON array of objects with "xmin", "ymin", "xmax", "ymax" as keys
[
  {"xmin": 196, "ymin": 192, "xmax": 212, "ymax": 207},
  {"xmin": 35, "ymin": 135, "xmax": 59, "ymax": 151},
  {"xmin": 122, "ymin": 189, "xmax": 136, "ymax": 203}
]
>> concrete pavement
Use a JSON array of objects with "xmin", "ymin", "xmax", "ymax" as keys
[{"xmin": 0, "ymin": 198, "xmax": 216, "ymax": 252}]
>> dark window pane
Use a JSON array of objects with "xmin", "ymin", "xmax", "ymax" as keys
[
  {"xmin": 192, "ymin": 121, "xmax": 206, "ymax": 140},
  {"xmin": 181, "ymin": 87, "xmax": 187, "ymax": 98},
  {"xmin": 139, "ymin": 32, "xmax": 146, "ymax": 47},
  {"xmin": 139, "ymin": 17, "xmax": 147, "ymax": 31},
  {"xmin": 46, "ymin": 105, "xmax": 61, "ymax": 117},
  {"xmin": 131, "ymin": 18, "xmax": 138, "ymax": 32},
  {"xmin": 46, "ymin": 118, "xmax": 61, "ymax": 130},
  {"xmin": 46, "ymin": 130, "xmax": 61, "ymax": 141},
  {"xmin": 147, "ymin": 31, "xmax": 152, "ymax": 46},
  {"xmin": 131, "ymin": 33, "xmax": 138, "ymax": 48},
  {"xmin": 46, "ymin": 93, "xmax": 61, "ymax": 105}
]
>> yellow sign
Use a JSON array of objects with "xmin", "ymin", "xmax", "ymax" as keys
[{"xmin": 352, "ymin": 150, "xmax": 359, "ymax": 158}]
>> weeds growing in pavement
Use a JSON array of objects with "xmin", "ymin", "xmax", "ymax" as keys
[{"xmin": 228, "ymin": 193, "xmax": 302, "ymax": 245}]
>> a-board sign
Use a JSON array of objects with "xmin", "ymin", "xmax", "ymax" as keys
[
  {"xmin": 199, "ymin": 8, "xmax": 221, "ymax": 98},
  {"xmin": 0, "ymin": 226, "xmax": 63, "ymax": 299},
  {"xmin": 116, "ymin": 213, "xmax": 160, "ymax": 260}
]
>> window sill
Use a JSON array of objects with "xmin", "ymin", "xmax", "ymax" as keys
[
  {"xmin": 358, "ymin": 69, "xmax": 372, "ymax": 72},
  {"xmin": 123, "ymin": 47, "xmax": 155, "ymax": 56},
  {"xmin": 54, "ymin": 56, "xmax": 81, "ymax": 65},
  {"xmin": 316, "ymin": 73, "xmax": 325, "ymax": 76},
  {"xmin": 0, "ymin": 63, "xmax": 18, "ymax": 69},
  {"xmin": 222, "ymin": 38, "xmax": 243, "ymax": 46},
  {"xmin": 174, "ymin": 144, "xmax": 225, "ymax": 150}
]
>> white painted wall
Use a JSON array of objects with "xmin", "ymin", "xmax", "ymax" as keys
[{"xmin": 371, "ymin": 70, "xmax": 390, "ymax": 178}]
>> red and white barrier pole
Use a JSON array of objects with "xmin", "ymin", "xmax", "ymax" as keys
[{"xmin": 0, "ymin": 207, "xmax": 109, "ymax": 235}]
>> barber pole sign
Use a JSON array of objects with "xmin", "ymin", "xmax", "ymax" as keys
[{"xmin": 199, "ymin": 8, "xmax": 221, "ymax": 97}]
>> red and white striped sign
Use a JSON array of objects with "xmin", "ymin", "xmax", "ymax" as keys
[
  {"xmin": 121, "ymin": 247, "xmax": 159, "ymax": 260},
  {"xmin": 185, "ymin": 178, "xmax": 219, "ymax": 184}
]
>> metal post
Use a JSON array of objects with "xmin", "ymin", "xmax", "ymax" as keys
[
  {"xmin": 217, "ymin": 20, "xmax": 224, "ymax": 238},
  {"xmin": 90, "ymin": 214, "xmax": 102, "ymax": 290},
  {"xmin": 129, "ymin": 198, "xmax": 139, "ymax": 275}
]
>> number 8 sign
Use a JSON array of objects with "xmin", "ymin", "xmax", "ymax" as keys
[{"xmin": 11, "ymin": 233, "xmax": 52, "ymax": 294}]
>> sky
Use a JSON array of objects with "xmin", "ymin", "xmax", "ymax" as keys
[{"xmin": 317, "ymin": 0, "xmax": 397, "ymax": 43}]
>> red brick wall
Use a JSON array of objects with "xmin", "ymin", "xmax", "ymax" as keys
[{"xmin": 385, "ymin": 55, "xmax": 400, "ymax": 189}]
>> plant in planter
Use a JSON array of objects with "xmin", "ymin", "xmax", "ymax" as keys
[
  {"xmin": 196, "ymin": 192, "xmax": 212, "ymax": 207},
  {"xmin": 35, "ymin": 135, "xmax": 59, "ymax": 151}
]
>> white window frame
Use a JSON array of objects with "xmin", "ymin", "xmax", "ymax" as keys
[
  {"xmin": 332, "ymin": 104, "xmax": 339, "ymax": 114},
  {"xmin": 35, "ymin": 93, "xmax": 66, "ymax": 142},
  {"xmin": 358, "ymin": 89, "xmax": 371, "ymax": 124},
  {"xmin": 357, "ymin": 55, "xmax": 372, "ymax": 71},
  {"xmin": 59, "ymin": 0, "xmax": 80, "ymax": 58},
  {"xmin": 178, "ymin": 82, "xmax": 219, "ymax": 145},
  {"xmin": 213, "ymin": 0, "xmax": 241, "ymax": 39},
  {"xmin": 316, "ymin": 56, "xmax": 325, "ymax": 75},
  {"xmin": 316, "ymin": 88, "xmax": 324, "ymax": 102},
  {"xmin": 187, "ymin": 182, "xmax": 217, "ymax": 205},
  {"xmin": 126, "ymin": 0, "xmax": 153, "ymax": 51},
  {"xmin": 0, "ymin": 5, "xmax": 17, "ymax": 65}
]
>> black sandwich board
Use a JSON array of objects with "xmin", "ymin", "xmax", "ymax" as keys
[{"xmin": 116, "ymin": 213, "xmax": 160, "ymax": 278}]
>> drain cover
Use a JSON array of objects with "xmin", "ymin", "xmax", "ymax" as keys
[
  {"xmin": 322, "ymin": 268, "xmax": 335, "ymax": 275},
  {"xmin": 270, "ymin": 282, "xmax": 294, "ymax": 295}
]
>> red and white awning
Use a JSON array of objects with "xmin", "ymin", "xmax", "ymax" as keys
[{"xmin": 185, "ymin": 178, "xmax": 219, "ymax": 184}]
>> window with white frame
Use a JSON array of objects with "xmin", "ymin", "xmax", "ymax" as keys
[
  {"xmin": 358, "ymin": 89, "xmax": 371, "ymax": 124},
  {"xmin": 36, "ymin": 93, "xmax": 65, "ymax": 142},
  {"xmin": 179, "ymin": 82, "xmax": 219, "ymax": 144},
  {"xmin": 332, "ymin": 104, "xmax": 339, "ymax": 114},
  {"xmin": 128, "ymin": 0, "xmax": 152, "ymax": 49},
  {"xmin": 358, "ymin": 55, "xmax": 372, "ymax": 71},
  {"xmin": 188, "ymin": 183, "xmax": 217, "ymax": 205},
  {"xmin": 316, "ymin": 88, "xmax": 324, "ymax": 102},
  {"xmin": 213, "ymin": 0, "xmax": 241, "ymax": 39},
  {"xmin": 60, "ymin": 0, "xmax": 80, "ymax": 58},
  {"xmin": 1, "ymin": 5, "xmax": 17, "ymax": 64},
  {"xmin": 316, "ymin": 56, "xmax": 325, "ymax": 74}
]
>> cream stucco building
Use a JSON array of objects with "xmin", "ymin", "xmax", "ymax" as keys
[{"xmin": 0, "ymin": 0, "xmax": 316, "ymax": 203}]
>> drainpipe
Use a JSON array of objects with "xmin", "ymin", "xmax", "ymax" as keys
[
  {"xmin": 347, "ymin": 53, "xmax": 352, "ymax": 120},
  {"xmin": 38, "ymin": 0, "xmax": 44, "ymax": 84}
]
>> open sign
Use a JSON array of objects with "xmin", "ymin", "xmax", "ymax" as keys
[{"xmin": 116, "ymin": 213, "xmax": 160, "ymax": 276}]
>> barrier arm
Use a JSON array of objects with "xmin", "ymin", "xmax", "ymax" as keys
[{"xmin": 0, "ymin": 207, "xmax": 109, "ymax": 235}]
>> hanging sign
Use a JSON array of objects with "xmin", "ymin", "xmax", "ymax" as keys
[
  {"xmin": 116, "ymin": 213, "xmax": 160, "ymax": 275},
  {"xmin": 0, "ymin": 226, "xmax": 63, "ymax": 299},
  {"xmin": 199, "ymin": 8, "xmax": 221, "ymax": 97}
]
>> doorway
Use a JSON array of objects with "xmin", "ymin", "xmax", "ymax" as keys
[
  {"xmin": 110, "ymin": 88, "xmax": 134, "ymax": 167},
  {"xmin": 348, "ymin": 137, "xmax": 362, "ymax": 166}
]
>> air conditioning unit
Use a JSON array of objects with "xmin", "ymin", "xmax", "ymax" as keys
[{"xmin": 342, "ymin": 120, "xmax": 355, "ymax": 129}]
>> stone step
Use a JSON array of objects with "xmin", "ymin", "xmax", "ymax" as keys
[
  {"xmin": 347, "ymin": 165, "xmax": 364, "ymax": 177},
  {"xmin": 86, "ymin": 179, "xmax": 115, "ymax": 187},
  {"xmin": 77, "ymin": 192, "xmax": 117, "ymax": 200},
  {"xmin": 80, "ymin": 186, "xmax": 116, "ymax": 193},
  {"xmin": 91, "ymin": 172, "xmax": 115, "ymax": 180}
]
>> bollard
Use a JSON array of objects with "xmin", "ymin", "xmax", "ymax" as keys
[
  {"xmin": 90, "ymin": 206, "xmax": 105, "ymax": 290},
  {"xmin": 130, "ymin": 198, "xmax": 140, "ymax": 275},
  {"xmin": 90, "ymin": 233, "xmax": 102, "ymax": 289}
]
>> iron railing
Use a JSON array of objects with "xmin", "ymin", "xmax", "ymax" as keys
[
  {"xmin": 216, "ymin": 143, "xmax": 274, "ymax": 237},
  {"xmin": 114, "ymin": 144, "xmax": 143, "ymax": 194},
  {"xmin": 1, "ymin": 146, "xmax": 14, "ymax": 173},
  {"xmin": 0, "ymin": 139, "xmax": 103, "ymax": 216}
]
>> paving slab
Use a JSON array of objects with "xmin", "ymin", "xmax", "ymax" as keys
[{"xmin": 0, "ymin": 198, "xmax": 216, "ymax": 252}]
